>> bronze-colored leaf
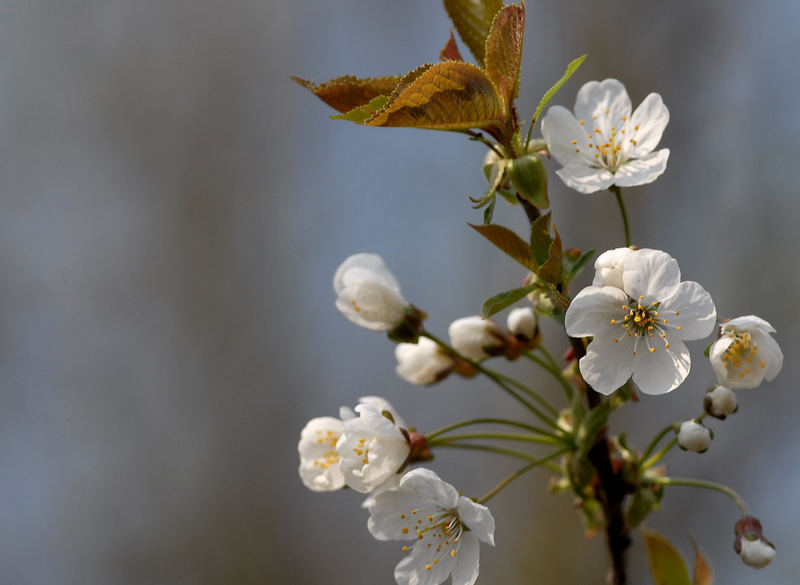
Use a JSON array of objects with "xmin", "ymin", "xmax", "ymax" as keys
[
  {"xmin": 291, "ymin": 75, "xmax": 401, "ymax": 113},
  {"xmin": 443, "ymin": 0, "xmax": 504, "ymax": 66},
  {"xmin": 469, "ymin": 223, "xmax": 537, "ymax": 271},
  {"xmin": 692, "ymin": 538, "xmax": 713, "ymax": 585},
  {"xmin": 365, "ymin": 61, "xmax": 505, "ymax": 132},
  {"xmin": 440, "ymin": 30, "xmax": 464, "ymax": 61},
  {"xmin": 484, "ymin": 4, "xmax": 525, "ymax": 107},
  {"xmin": 332, "ymin": 95, "xmax": 391, "ymax": 122}
]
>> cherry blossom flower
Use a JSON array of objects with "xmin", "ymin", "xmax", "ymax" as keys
[
  {"xmin": 565, "ymin": 248, "xmax": 716, "ymax": 395},
  {"xmin": 338, "ymin": 403, "xmax": 411, "ymax": 493},
  {"xmin": 366, "ymin": 468, "xmax": 495, "ymax": 585},
  {"xmin": 709, "ymin": 316, "xmax": 783, "ymax": 389},
  {"xmin": 298, "ymin": 397, "xmax": 407, "ymax": 492},
  {"xmin": 395, "ymin": 337, "xmax": 455, "ymax": 385},
  {"xmin": 448, "ymin": 316, "xmax": 504, "ymax": 360},
  {"xmin": 676, "ymin": 420, "xmax": 712, "ymax": 453},
  {"xmin": 541, "ymin": 79, "xmax": 670, "ymax": 194},
  {"xmin": 334, "ymin": 253, "xmax": 407, "ymax": 331}
]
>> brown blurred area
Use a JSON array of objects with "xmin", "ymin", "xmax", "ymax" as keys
[{"xmin": 0, "ymin": 0, "xmax": 798, "ymax": 583}]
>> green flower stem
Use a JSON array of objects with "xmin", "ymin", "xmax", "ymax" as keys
[
  {"xmin": 642, "ymin": 438, "xmax": 678, "ymax": 469},
  {"xmin": 430, "ymin": 441, "xmax": 564, "ymax": 470},
  {"xmin": 523, "ymin": 349, "xmax": 574, "ymax": 402},
  {"xmin": 428, "ymin": 432, "xmax": 566, "ymax": 447},
  {"xmin": 494, "ymin": 370, "xmax": 560, "ymax": 417},
  {"xmin": 425, "ymin": 418, "xmax": 561, "ymax": 443},
  {"xmin": 640, "ymin": 423, "xmax": 677, "ymax": 462},
  {"xmin": 477, "ymin": 447, "xmax": 572, "ymax": 504},
  {"xmin": 421, "ymin": 330, "xmax": 561, "ymax": 431},
  {"xmin": 651, "ymin": 476, "xmax": 749, "ymax": 516},
  {"xmin": 610, "ymin": 186, "xmax": 631, "ymax": 247}
]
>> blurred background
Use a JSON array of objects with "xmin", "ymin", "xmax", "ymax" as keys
[{"xmin": 0, "ymin": 0, "xmax": 798, "ymax": 583}]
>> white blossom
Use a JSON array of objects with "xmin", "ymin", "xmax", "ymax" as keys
[
  {"xmin": 449, "ymin": 316, "xmax": 504, "ymax": 360},
  {"xmin": 541, "ymin": 79, "xmax": 670, "ymax": 194},
  {"xmin": 366, "ymin": 468, "xmax": 495, "ymax": 585},
  {"xmin": 709, "ymin": 316, "xmax": 782, "ymax": 389},
  {"xmin": 739, "ymin": 536, "xmax": 776, "ymax": 569},
  {"xmin": 333, "ymin": 253, "xmax": 407, "ymax": 331},
  {"xmin": 676, "ymin": 420, "xmax": 712, "ymax": 452},
  {"xmin": 507, "ymin": 307, "xmax": 537, "ymax": 340},
  {"xmin": 338, "ymin": 403, "xmax": 411, "ymax": 493},
  {"xmin": 565, "ymin": 248, "xmax": 716, "ymax": 395},
  {"xmin": 298, "ymin": 417, "xmax": 347, "ymax": 492},
  {"xmin": 395, "ymin": 338, "xmax": 455, "ymax": 385},
  {"xmin": 703, "ymin": 385, "xmax": 738, "ymax": 419}
]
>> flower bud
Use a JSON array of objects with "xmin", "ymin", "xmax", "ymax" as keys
[
  {"xmin": 394, "ymin": 337, "xmax": 455, "ymax": 385},
  {"xmin": 507, "ymin": 307, "xmax": 537, "ymax": 340},
  {"xmin": 591, "ymin": 247, "xmax": 634, "ymax": 289},
  {"xmin": 703, "ymin": 385, "xmax": 738, "ymax": 419},
  {"xmin": 448, "ymin": 316, "xmax": 505, "ymax": 360},
  {"xmin": 734, "ymin": 516, "xmax": 775, "ymax": 568},
  {"xmin": 676, "ymin": 420, "xmax": 712, "ymax": 453},
  {"xmin": 333, "ymin": 253, "xmax": 407, "ymax": 331},
  {"xmin": 507, "ymin": 153, "xmax": 549, "ymax": 208}
]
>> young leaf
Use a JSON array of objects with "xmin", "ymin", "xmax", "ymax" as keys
[
  {"xmin": 626, "ymin": 487, "xmax": 658, "ymax": 529},
  {"xmin": 481, "ymin": 282, "xmax": 539, "ymax": 318},
  {"xmin": 331, "ymin": 95, "xmax": 391, "ymax": 122},
  {"xmin": 292, "ymin": 75, "xmax": 401, "ymax": 113},
  {"xmin": 538, "ymin": 224, "xmax": 563, "ymax": 283},
  {"xmin": 482, "ymin": 196, "xmax": 497, "ymax": 224},
  {"xmin": 365, "ymin": 62, "xmax": 505, "ymax": 131},
  {"xmin": 470, "ymin": 224, "xmax": 538, "ymax": 272},
  {"xmin": 484, "ymin": 4, "xmax": 525, "ymax": 109},
  {"xmin": 439, "ymin": 30, "xmax": 464, "ymax": 61},
  {"xmin": 443, "ymin": 0, "xmax": 504, "ymax": 66},
  {"xmin": 692, "ymin": 539, "xmax": 713, "ymax": 585},
  {"xmin": 563, "ymin": 248, "xmax": 595, "ymax": 285},
  {"xmin": 529, "ymin": 212, "xmax": 554, "ymax": 266},
  {"xmin": 642, "ymin": 530, "xmax": 692, "ymax": 585},
  {"xmin": 530, "ymin": 54, "xmax": 587, "ymax": 125}
]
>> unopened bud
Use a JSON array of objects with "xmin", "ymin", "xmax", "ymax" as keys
[
  {"xmin": 448, "ymin": 316, "xmax": 506, "ymax": 360},
  {"xmin": 676, "ymin": 420, "xmax": 712, "ymax": 453},
  {"xmin": 734, "ymin": 516, "xmax": 775, "ymax": 568},
  {"xmin": 394, "ymin": 337, "xmax": 455, "ymax": 385},
  {"xmin": 507, "ymin": 307, "xmax": 537, "ymax": 340},
  {"xmin": 507, "ymin": 153, "xmax": 549, "ymax": 208},
  {"xmin": 704, "ymin": 385, "xmax": 738, "ymax": 419}
]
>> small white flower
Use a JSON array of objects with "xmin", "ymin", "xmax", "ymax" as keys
[
  {"xmin": 507, "ymin": 307, "xmax": 537, "ymax": 340},
  {"xmin": 449, "ymin": 316, "xmax": 504, "ymax": 360},
  {"xmin": 676, "ymin": 420, "xmax": 712, "ymax": 452},
  {"xmin": 592, "ymin": 247, "xmax": 634, "ymax": 289},
  {"xmin": 366, "ymin": 468, "xmax": 495, "ymax": 585},
  {"xmin": 338, "ymin": 403, "xmax": 411, "ymax": 493},
  {"xmin": 395, "ymin": 338, "xmax": 455, "ymax": 385},
  {"xmin": 739, "ymin": 536, "xmax": 776, "ymax": 569},
  {"xmin": 703, "ymin": 385, "xmax": 738, "ymax": 419},
  {"xmin": 709, "ymin": 316, "xmax": 783, "ymax": 389},
  {"xmin": 541, "ymin": 79, "xmax": 670, "ymax": 194},
  {"xmin": 298, "ymin": 417, "xmax": 347, "ymax": 492},
  {"xmin": 565, "ymin": 248, "xmax": 716, "ymax": 395},
  {"xmin": 333, "ymin": 253, "xmax": 407, "ymax": 331}
]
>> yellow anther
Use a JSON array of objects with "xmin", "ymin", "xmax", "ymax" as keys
[
  {"xmin": 614, "ymin": 338, "xmax": 620, "ymax": 343},
  {"xmin": 426, "ymin": 564, "xmax": 432, "ymax": 571},
  {"xmin": 611, "ymin": 319, "xmax": 616, "ymax": 324},
  {"xmin": 650, "ymin": 347, "xmax": 655, "ymax": 353},
  {"xmin": 665, "ymin": 343, "xmax": 670, "ymax": 348},
  {"xmin": 677, "ymin": 326, "xmax": 682, "ymax": 331},
  {"xmin": 402, "ymin": 546, "xmax": 408, "ymax": 552},
  {"xmin": 451, "ymin": 550, "xmax": 457, "ymax": 557},
  {"xmin": 401, "ymin": 528, "xmax": 408, "ymax": 534},
  {"xmin": 760, "ymin": 361, "xmax": 766, "ymax": 368},
  {"xmin": 605, "ymin": 108, "xmax": 610, "ymax": 114},
  {"xmin": 579, "ymin": 120, "xmax": 585, "ymax": 125},
  {"xmin": 634, "ymin": 316, "xmax": 642, "ymax": 323},
  {"xmin": 575, "ymin": 148, "xmax": 580, "ymax": 153},
  {"xmin": 571, "ymin": 139, "xmax": 577, "ymax": 145},
  {"xmin": 428, "ymin": 515, "xmax": 434, "ymax": 522},
  {"xmin": 633, "ymin": 351, "xmax": 637, "ymax": 356}
]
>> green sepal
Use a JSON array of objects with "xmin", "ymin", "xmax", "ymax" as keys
[
  {"xmin": 703, "ymin": 340, "xmax": 714, "ymax": 357},
  {"xmin": 507, "ymin": 153, "xmax": 549, "ymax": 208},
  {"xmin": 481, "ymin": 282, "xmax": 539, "ymax": 319},
  {"xmin": 386, "ymin": 305, "xmax": 428, "ymax": 343}
]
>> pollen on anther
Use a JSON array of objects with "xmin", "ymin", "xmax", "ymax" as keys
[
  {"xmin": 611, "ymin": 319, "xmax": 616, "ymax": 324},
  {"xmin": 677, "ymin": 326, "xmax": 682, "ymax": 331},
  {"xmin": 614, "ymin": 338, "xmax": 619, "ymax": 343},
  {"xmin": 571, "ymin": 139, "xmax": 577, "ymax": 145},
  {"xmin": 665, "ymin": 343, "xmax": 670, "ymax": 348},
  {"xmin": 402, "ymin": 528, "xmax": 408, "ymax": 534},
  {"xmin": 402, "ymin": 546, "xmax": 408, "ymax": 552},
  {"xmin": 451, "ymin": 550, "xmax": 457, "ymax": 557},
  {"xmin": 425, "ymin": 564, "xmax": 432, "ymax": 571},
  {"xmin": 579, "ymin": 120, "xmax": 585, "ymax": 125},
  {"xmin": 650, "ymin": 347, "xmax": 655, "ymax": 353},
  {"xmin": 633, "ymin": 351, "xmax": 637, "ymax": 356}
]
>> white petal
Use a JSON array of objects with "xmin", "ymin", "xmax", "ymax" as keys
[
  {"xmin": 448, "ymin": 316, "xmax": 501, "ymax": 360},
  {"xmin": 632, "ymin": 335, "xmax": 690, "ymax": 394},
  {"xmin": 368, "ymin": 490, "xmax": 431, "ymax": 541},
  {"xmin": 622, "ymin": 248, "xmax": 681, "ymax": 301},
  {"xmin": 725, "ymin": 315, "xmax": 776, "ymax": 334},
  {"xmin": 395, "ymin": 339, "xmax": 454, "ymax": 386},
  {"xmin": 399, "ymin": 469, "xmax": 459, "ymax": 510},
  {"xmin": 708, "ymin": 336, "xmax": 743, "ymax": 388},
  {"xmin": 565, "ymin": 286, "xmax": 628, "ymax": 337},
  {"xmin": 574, "ymin": 79, "xmax": 632, "ymax": 137},
  {"xmin": 555, "ymin": 163, "xmax": 615, "ymax": 194},
  {"xmin": 662, "ymin": 281, "xmax": 717, "ymax": 340},
  {"xmin": 579, "ymin": 337, "xmax": 636, "ymax": 394},
  {"xmin": 449, "ymin": 533, "xmax": 481, "ymax": 585},
  {"xmin": 456, "ymin": 497, "xmax": 495, "ymax": 545},
  {"xmin": 627, "ymin": 93, "xmax": 669, "ymax": 157},
  {"xmin": 357, "ymin": 396, "xmax": 407, "ymax": 428},
  {"xmin": 752, "ymin": 329, "xmax": 783, "ymax": 382},
  {"xmin": 333, "ymin": 253, "xmax": 401, "ymax": 295},
  {"xmin": 612, "ymin": 149, "xmax": 669, "ymax": 188},
  {"xmin": 540, "ymin": 106, "xmax": 592, "ymax": 167},
  {"xmin": 336, "ymin": 280, "xmax": 407, "ymax": 330},
  {"xmin": 297, "ymin": 417, "xmax": 345, "ymax": 492},
  {"xmin": 592, "ymin": 247, "xmax": 634, "ymax": 289},
  {"xmin": 394, "ymin": 538, "xmax": 458, "ymax": 585}
]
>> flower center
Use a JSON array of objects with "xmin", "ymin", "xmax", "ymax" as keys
[
  {"xmin": 313, "ymin": 429, "xmax": 341, "ymax": 469},
  {"xmin": 398, "ymin": 508, "xmax": 463, "ymax": 568},
  {"xmin": 574, "ymin": 112, "xmax": 640, "ymax": 172},
  {"xmin": 722, "ymin": 330, "xmax": 766, "ymax": 377},
  {"xmin": 610, "ymin": 296, "xmax": 683, "ymax": 355}
]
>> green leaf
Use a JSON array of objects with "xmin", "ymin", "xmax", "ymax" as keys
[
  {"xmin": 563, "ymin": 248, "xmax": 595, "ymax": 285},
  {"xmin": 331, "ymin": 95, "xmax": 391, "ymax": 122},
  {"xmin": 443, "ymin": 0, "xmax": 504, "ymax": 66},
  {"xmin": 481, "ymin": 282, "xmax": 539, "ymax": 318},
  {"xmin": 529, "ymin": 213, "xmax": 563, "ymax": 283},
  {"xmin": 365, "ymin": 61, "xmax": 505, "ymax": 132},
  {"xmin": 292, "ymin": 74, "xmax": 401, "ymax": 113},
  {"xmin": 530, "ymin": 54, "xmax": 587, "ymax": 125},
  {"xmin": 692, "ymin": 539, "xmax": 713, "ymax": 585},
  {"xmin": 626, "ymin": 487, "xmax": 658, "ymax": 529},
  {"xmin": 470, "ymin": 223, "xmax": 538, "ymax": 272},
  {"xmin": 643, "ymin": 530, "xmax": 692, "ymax": 585},
  {"xmin": 484, "ymin": 4, "xmax": 525, "ymax": 109}
]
